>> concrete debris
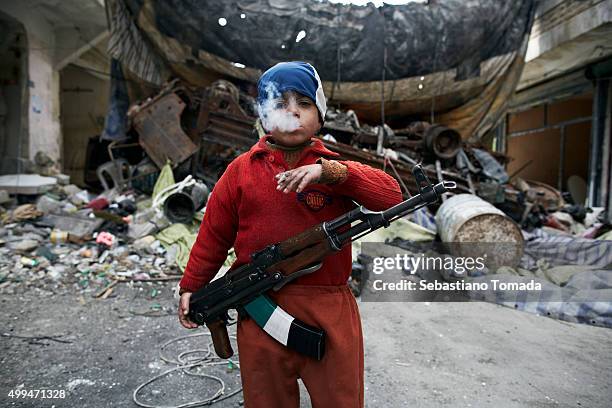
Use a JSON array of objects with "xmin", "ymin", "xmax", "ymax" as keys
[
  {"xmin": 133, "ymin": 235, "xmax": 156, "ymax": 250},
  {"xmin": 36, "ymin": 195, "xmax": 63, "ymax": 214},
  {"xmin": 128, "ymin": 211, "xmax": 170, "ymax": 240},
  {"xmin": 50, "ymin": 174, "xmax": 70, "ymax": 185},
  {"xmin": 0, "ymin": 174, "xmax": 187, "ymax": 297},
  {"xmin": 0, "ymin": 174, "xmax": 58, "ymax": 195},
  {"xmin": 68, "ymin": 189, "xmax": 91, "ymax": 206},
  {"xmin": 61, "ymin": 184, "xmax": 83, "ymax": 196},
  {"xmin": 8, "ymin": 239, "xmax": 40, "ymax": 253},
  {"xmin": 0, "ymin": 190, "xmax": 10, "ymax": 204}
]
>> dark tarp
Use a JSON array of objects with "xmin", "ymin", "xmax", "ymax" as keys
[
  {"xmin": 101, "ymin": 59, "xmax": 129, "ymax": 141},
  {"xmin": 103, "ymin": 0, "xmax": 535, "ymax": 141}
]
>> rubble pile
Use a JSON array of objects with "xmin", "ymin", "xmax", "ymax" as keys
[
  {"xmin": 182, "ymin": 78, "xmax": 609, "ymax": 239},
  {"xmin": 1, "ymin": 78, "xmax": 609, "ymax": 301},
  {"xmin": 0, "ymin": 166, "xmax": 202, "ymax": 297}
]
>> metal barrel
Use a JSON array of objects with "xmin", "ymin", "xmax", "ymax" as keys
[
  {"xmin": 435, "ymin": 194, "xmax": 524, "ymax": 267},
  {"xmin": 435, "ymin": 194, "xmax": 523, "ymax": 243},
  {"xmin": 163, "ymin": 182, "xmax": 210, "ymax": 224}
]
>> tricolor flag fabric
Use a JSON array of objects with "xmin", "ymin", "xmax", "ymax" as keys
[{"xmin": 244, "ymin": 294, "xmax": 326, "ymax": 360}]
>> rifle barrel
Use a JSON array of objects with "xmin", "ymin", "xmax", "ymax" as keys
[{"xmin": 335, "ymin": 181, "xmax": 454, "ymax": 245}]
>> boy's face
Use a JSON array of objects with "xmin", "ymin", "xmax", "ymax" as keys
[{"xmin": 270, "ymin": 91, "xmax": 321, "ymax": 146}]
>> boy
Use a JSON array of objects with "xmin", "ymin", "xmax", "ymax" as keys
[{"xmin": 178, "ymin": 61, "xmax": 402, "ymax": 407}]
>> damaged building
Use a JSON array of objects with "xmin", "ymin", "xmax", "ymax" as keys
[
  {"xmin": 0, "ymin": 0, "xmax": 610, "ymax": 213},
  {"xmin": 1, "ymin": 1, "xmax": 612, "ymax": 407},
  {"xmin": 0, "ymin": 0, "xmax": 610, "ymax": 313},
  {"xmin": 0, "ymin": 2, "xmax": 610, "ymax": 282}
]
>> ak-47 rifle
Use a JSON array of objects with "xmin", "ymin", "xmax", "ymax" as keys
[{"xmin": 188, "ymin": 165, "xmax": 455, "ymax": 360}]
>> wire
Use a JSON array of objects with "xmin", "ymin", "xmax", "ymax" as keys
[
  {"xmin": 428, "ymin": 3, "xmax": 439, "ymax": 124},
  {"xmin": 384, "ymin": 155, "xmax": 412, "ymax": 197},
  {"xmin": 380, "ymin": 9, "xmax": 387, "ymax": 127},
  {"xmin": 132, "ymin": 332, "xmax": 242, "ymax": 408},
  {"xmin": 331, "ymin": 5, "xmax": 343, "ymax": 103}
]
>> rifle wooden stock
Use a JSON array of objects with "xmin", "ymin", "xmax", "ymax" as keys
[
  {"xmin": 272, "ymin": 239, "xmax": 332, "ymax": 277},
  {"xmin": 207, "ymin": 318, "xmax": 233, "ymax": 358},
  {"xmin": 278, "ymin": 224, "xmax": 327, "ymax": 256},
  {"xmin": 189, "ymin": 166, "xmax": 455, "ymax": 360},
  {"xmin": 199, "ymin": 227, "xmax": 332, "ymax": 359}
]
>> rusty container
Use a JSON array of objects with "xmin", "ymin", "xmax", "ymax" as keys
[
  {"xmin": 436, "ymin": 194, "xmax": 524, "ymax": 267},
  {"xmin": 423, "ymin": 125, "xmax": 462, "ymax": 160},
  {"xmin": 436, "ymin": 194, "xmax": 523, "ymax": 243},
  {"xmin": 163, "ymin": 182, "xmax": 210, "ymax": 224}
]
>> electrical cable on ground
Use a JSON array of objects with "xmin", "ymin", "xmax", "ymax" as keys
[{"xmin": 133, "ymin": 332, "xmax": 242, "ymax": 408}]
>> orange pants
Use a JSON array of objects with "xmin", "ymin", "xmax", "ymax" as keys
[{"xmin": 236, "ymin": 284, "xmax": 364, "ymax": 408}]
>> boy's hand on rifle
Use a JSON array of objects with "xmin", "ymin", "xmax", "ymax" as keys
[
  {"xmin": 178, "ymin": 291, "xmax": 198, "ymax": 329},
  {"xmin": 275, "ymin": 164, "xmax": 323, "ymax": 193}
]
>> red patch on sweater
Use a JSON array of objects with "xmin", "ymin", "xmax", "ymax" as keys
[{"xmin": 297, "ymin": 189, "xmax": 332, "ymax": 212}]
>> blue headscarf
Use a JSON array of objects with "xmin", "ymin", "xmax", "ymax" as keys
[{"xmin": 257, "ymin": 61, "xmax": 327, "ymax": 123}]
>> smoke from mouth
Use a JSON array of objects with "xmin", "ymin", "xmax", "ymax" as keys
[{"xmin": 257, "ymin": 82, "xmax": 301, "ymax": 133}]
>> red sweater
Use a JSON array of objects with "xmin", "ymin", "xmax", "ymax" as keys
[{"xmin": 179, "ymin": 135, "xmax": 403, "ymax": 292}]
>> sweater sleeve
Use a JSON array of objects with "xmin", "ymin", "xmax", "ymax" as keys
[
  {"xmin": 331, "ymin": 160, "xmax": 403, "ymax": 211},
  {"xmin": 179, "ymin": 163, "xmax": 239, "ymax": 293}
]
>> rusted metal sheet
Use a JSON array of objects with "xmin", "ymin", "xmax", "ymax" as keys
[
  {"xmin": 132, "ymin": 93, "xmax": 198, "ymax": 168},
  {"xmin": 201, "ymin": 112, "xmax": 257, "ymax": 148},
  {"xmin": 197, "ymin": 81, "xmax": 258, "ymax": 149}
]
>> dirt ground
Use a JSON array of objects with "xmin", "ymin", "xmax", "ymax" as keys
[{"xmin": 1, "ymin": 281, "xmax": 611, "ymax": 408}]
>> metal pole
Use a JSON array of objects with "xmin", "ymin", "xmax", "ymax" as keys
[
  {"xmin": 378, "ymin": 13, "xmax": 387, "ymax": 156},
  {"xmin": 558, "ymin": 126, "xmax": 565, "ymax": 192},
  {"xmin": 588, "ymin": 78, "xmax": 609, "ymax": 207},
  {"xmin": 603, "ymin": 81, "xmax": 612, "ymax": 222}
]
